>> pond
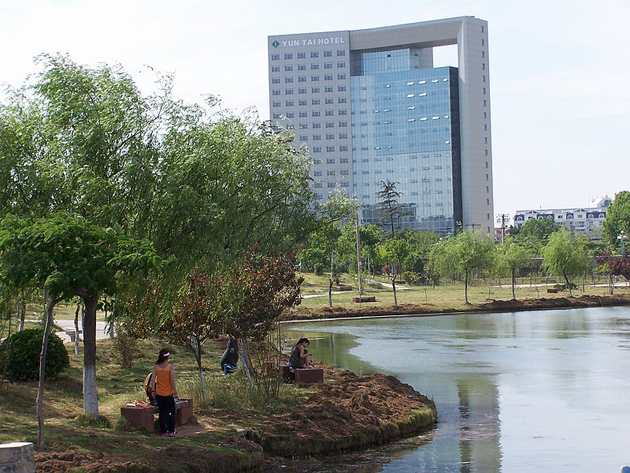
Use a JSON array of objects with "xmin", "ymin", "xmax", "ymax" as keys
[{"xmin": 282, "ymin": 307, "xmax": 630, "ymax": 472}]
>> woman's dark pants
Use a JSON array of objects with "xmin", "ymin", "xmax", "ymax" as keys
[{"xmin": 156, "ymin": 394, "xmax": 176, "ymax": 433}]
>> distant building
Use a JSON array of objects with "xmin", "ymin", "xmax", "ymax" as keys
[
  {"xmin": 513, "ymin": 196, "xmax": 612, "ymax": 240},
  {"xmin": 268, "ymin": 16, "xmax": 494, "ymax": 235}
]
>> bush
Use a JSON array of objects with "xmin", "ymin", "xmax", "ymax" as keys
[{"xmin": 0, "ymin": 328, "xmax": 69, "ymax": 381}]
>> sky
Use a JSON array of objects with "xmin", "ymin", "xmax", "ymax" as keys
[{"xmin": 1, "ymin": 0, "xmax": 629, "ymax": 222}]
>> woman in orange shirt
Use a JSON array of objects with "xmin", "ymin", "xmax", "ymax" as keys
[{"xmin": 151, "ymin": 348, "xmax": 179, "ymax": 436}]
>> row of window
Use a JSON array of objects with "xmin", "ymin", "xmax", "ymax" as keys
[
  {"xmin": 312, "ymin": 157, "xmax": 349, "ymax": 164},
  {"xmin": 276, "ymin": 122, "xmax": 349, "ymax": 130},
  {"xmin": 272, "ymin": 86, "xmax": 347, "ymax": 95},
  {"xmin": 271, "ymin": 63, "xmax": 346, "ymax": 72},
  {"xmin": 272, "ymin": 97, "xmax": 347, "ymax": 107},
  {"xmin": 313, "ymin": 169, "xmax": 350, "ymax": 177},
  {"xmin": 314, "ymin": 182, "xmax": 351, "ymax": 188},
  {"xmin": 310, "ymin": 145, "xmax": 350, "ymax": 152},
  {"xmin": 271, "ymin": 73, "xmax": 347, "ymax": 83},
  {"xmin": 272, "ymin": 109, "xmax": 347, "ymax": 119},
  {"xmin": 299, "ymin": 133, "xmax": 348, "ymax": 140},
  {"xmin": 271, "ymin": 50, "xmax": 346, "ymax": 60}
]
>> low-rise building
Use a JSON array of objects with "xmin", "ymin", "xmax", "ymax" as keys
[{"xmin": 513, "ymin": 197, "xmax": 612, "ymax": 240}]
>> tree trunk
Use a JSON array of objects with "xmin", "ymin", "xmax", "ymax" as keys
[
  {"xmin": 328, "ymin": 278, "xmax": 333, "ymax": 308},
  {"xmin": 564, "ymin": 272, "xmax": 573, "ymax": 297},
  {"xmin": 74, "ymin": 304, "xmax": 81, "ymax": 355},
  {"xmin": 239, "ymin": 339, "xmax": 254, "ymax": 388},
  {"xmin": 511, "ymin": 268, "xmax": 516, "ymax": 300},
  {"xmin": 37, "ymin": 289, "xmax": 60, "ymax": 446},
  {"xmin": 190, "ymin": 334, "xmax": 206, "ymax": 402},
  {"xmin": 18, "ymin": 295, "xmax": 25, "ymax": 332},
  {"xmin": 464, "ymin": 271, "xmax": 469, "ymax": 304},
  {"xmin": 82, "ymin": 296, "xmax": 99, "ymax": 418},
  {"xmin": 392, "ymin": 276, "xmax": 398, "ymax": 307}
]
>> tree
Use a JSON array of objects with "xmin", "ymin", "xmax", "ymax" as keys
[
  {"xmin": 602, "ymin": 191, "xmax": 630, "ymax": 250},
  {"xmin": 493, "ymin": 238, "xmax": 533, "ymax": 300},
  {"xmin": 542, "ymin": 228, "xmax": 590, "ymax": 296},
  {"xmin": 0, "ymin": 213, "xmax": 162, "ymax": 420},
  {"xmin": 215, "ymin": 250, "xmax": 302, "ymax": 387},
  {"xmin": 378, "ymin": 238, "xmax": 411, "ymax": 306},
  {"xmin": 513, "ymin": 218, "xmax": 562, "ymax": 250},
  {"xmin": 428, "ymin": 231, "xmax": 494, "ymax": 304},
  {"xmin": 377, "ymin": 180, "xmax": 407, "ymax": 238}
]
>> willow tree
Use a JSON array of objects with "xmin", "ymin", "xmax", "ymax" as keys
[{"xmin": 542, "ymin": 229, "xmax": 590, "ymax": 296}]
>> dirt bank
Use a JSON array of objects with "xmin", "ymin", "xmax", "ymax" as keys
[
  {"xmin": 34, "ymin": 365, "xmax": 436, "ymax": 472},
  {"xmin": 285, "ymin": 294, "xmax": 630, "ymax": 321}
]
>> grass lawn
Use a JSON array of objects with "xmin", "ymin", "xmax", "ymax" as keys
[{"xmin": 296, "ymin": 272, "xmax": 629, "ymax": 312}]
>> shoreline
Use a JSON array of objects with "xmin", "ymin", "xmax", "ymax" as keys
[{"xmin": 281, "ymin": 294, "xmax": 630, "ymax": 324}]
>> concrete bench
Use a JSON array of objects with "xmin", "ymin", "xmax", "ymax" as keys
[
  {"xmin": 120, "ymin": 399, "xmax": 193, "ymax": 432},
  {"xmin": 64, "ymin": 328, "xmax": 82, "ymax": 342},
  {"xmin": 0, "ymin": 442, "xmax": 34, "ymax": 473}
]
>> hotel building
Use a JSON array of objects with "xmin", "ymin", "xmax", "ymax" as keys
[{"xmin": 268, "ymin": 17, "xmax": 494, "ymax": 235}]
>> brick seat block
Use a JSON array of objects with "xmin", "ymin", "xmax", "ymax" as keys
[
  {"xmin": 294, "ymin": 368, "xmax": 324, "ymax": 384},
  {"xmin": 121, "ymin": 398, "xmax": 193, "ymax": 432}
]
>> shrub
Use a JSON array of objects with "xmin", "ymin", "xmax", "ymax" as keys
[
  {"xmin": 0, "ymin": 328, "xmax": 70, "ymax": 381},
  {"xmin": 112, "ymin": 323, "xmax": 138, "ymax": 369}
]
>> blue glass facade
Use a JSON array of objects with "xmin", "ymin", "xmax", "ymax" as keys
[{"xmin": 351, "ymin": 52, "xmax": 461, "ymax": 234}]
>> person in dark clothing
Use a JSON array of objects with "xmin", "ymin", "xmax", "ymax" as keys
[
  {"xmin": 220, "ymin": 339, "xmax": 239, "ymax": 375},
  {"xmin": 290, "ymin": 338, "xmax": 312, "ymax": 369}
]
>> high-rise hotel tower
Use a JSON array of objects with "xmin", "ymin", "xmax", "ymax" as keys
[{"xmin": 268, "ymin": 17, "xmax": 494, "ymax": 235}]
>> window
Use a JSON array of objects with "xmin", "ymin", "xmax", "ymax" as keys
[
  {"xmin": 299, "ymin": 135, "xmax": 308, "ymax": 140},
  {"xmin": 285, "ymin": 100, "xmax": 294, "ymax": 106},
  {"xmin": 299, "ymin": 111, "xmax": 307, "ymax": 118},
  {"xmin": 271, "ymin": 66, "xmax": 280, "ymax": 72},
  {"xmin": 272, "ymin": 89, "xmax": 281, "ymax": 96},
  {"xmin": 338, "ymin": 97, "xmax": 347, "ymax": 103},
  {"xmin": 337, "ymin": 61, "xmax": 346, "ymax": 68},
  {"xmin": 326, "ymin": 146, "xmax": 335, "ymax": 152},
  {"xmin": 341, "ymin": 181, "xmax": 349, "ymax": 187},
  {"xmin": 298, "ymin": 76, "xmax": 307, "ymax": 82},
  {"xmin": 284, "ymin": 65, "xmax": 293, "ymax": 72},
  {"xmin": 297, "ymin": 52, "xmax": 306, "ymax": 59},
  {"xmin": 312, "ymin": 88, "xmax": 320, "ymax": 94},
  {"xmin": 339, "ymin": 133, "xmax": 348, "ymax": 139},
  {"xmin": 285, "ymin": 89, "xmax": 293, "ymax": 95},
  {"xmin": 339, "ymin": 121, "xmax": 347, "ymax": 127},
  {"xmin": 340, "ymin": 157, "xmax": 348, "ymax": 163},
  {"xmin": 338, "ymin": 74, "xmax": 346, "ymax": 80},
  {"xmin": 311, "ymin": 75, "xmax": 319, "ymax": 81},
  {"xmin": 324, "ymin": 98, "xmax": 333, "ymax": 104},
  {"xmin": 324, "ymin": 62, "xmax": 333, "ymax": 69},
  {"xmin": 324, "ymin": 50, "xmax": 332, "ymax": 57},
  {"xmin": 312, "ymin": 111, "xmax": 321, "ymax": 117},
  {"xmin": 284, "ymin": 53, "xmax": 293, "ymax": 60},
  {"xmin": 313, "ymin": 146, "xmax": 322, "ymax": 153},
  {"xmin": 272, "ymin": 113, "xmax": 281, "ymax": 119},
  {"xmin": 337, "ymin": 50, "xmax": 346, "ymax": 56},
  {"xmin": 338, "ymin": 86, "xmax": 346, "ymax": 91},
  {"xmin": 312, "ymin": 99, "xmax": 320, "ymax": 105},
  {"xmin": 340, "ymin": 145, "xmax": 348, "ymax": 151},
  {"xmin": 286, "ymin": 112, "xmax": 294, "ymax": 118},
  {"xmin": 311, "ymin": 51, "xmax": 319, "ymax": 58},
  {"xmin": 285, "ymin": 77, "xmax": 293, "ymax": 83},
  {"xmin": 272, "ymin": 101, "xmax": 281, "ymax": 107},
  {"xmin": 326, "ymin": 133, "xmax": 334, "ymax": 139},
  {"xmin": 298, "ymin": 88, "xmax": 306, "ymax": 94},
  {"xmin": 272, "ymin": 78, "xmax": 280, "ymax": 84},
  {"xmin": 271, "ymin": 54, "xmax": 280, "ymax": 60},
  {"xmin": 339, "ymin": 109, "xmax": 347, "ymax": 115},
  {"xmin": 298, "ymin": 64, "xmax": 306, "ymax": 71},
  {"xmin": 314, "ymin": 182, "xmax": 322, "ymax": 188},
  {"xmin": 326, "ymin": 122, "xmax": 334, "ymax": 128},
  {"xmin": 325, "ymin": 74, "xmax": 333, "ymax": 80},
  {"xmin": 327, "ymin": 182, "xmax": 336, "ymax": 188},
  {"xmin": 325, "ymin": 110, "xmax": 334, "ymax": 116},
  {"xmin": 311, "ymin": 64, "xmax": 319, "ymax": 70},
  {"xmin": 299, "ymin": 123, "xmax": 308, "ymax": 129},
  {"xmin": 298, "ymin": 100, "xmax": 307, "ymax": 106},
  {"xmin": 313, "ymin": 170, "xmax": 322, "ymax": 176},
  {"xmin": 325, "ymin": 87, "xmax": 333, "ymax": 93},
  {"xmin": 313, "ymin": 123, "xmax": 321, "ymax": 128}
]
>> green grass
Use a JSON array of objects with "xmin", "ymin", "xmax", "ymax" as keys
[{"xmin": 295, "ymin": 272, "xmax": 629, "ymax": 312}]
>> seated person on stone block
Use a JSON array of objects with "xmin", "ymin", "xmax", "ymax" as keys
[
  {"xmin": 290, "ymin": 337, "xmax": 313, "ymax": 369},
  {"xmin": 220, "ymin": 339, "xmax": 239, "ymax": 375}
]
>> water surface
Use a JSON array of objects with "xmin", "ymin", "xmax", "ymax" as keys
[{"xmin": 283, "ymin": 307, "xmax": 630, "ymax": 472}]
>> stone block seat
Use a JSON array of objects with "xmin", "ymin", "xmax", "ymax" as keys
[{"xmin": 120, "ymin": 398, "xmax": 193, "ymax": 432}]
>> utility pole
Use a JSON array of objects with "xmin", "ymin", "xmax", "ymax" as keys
[
  {"xmin": 496, "ymin": 213, "xmax": 510, "ymax": 244},
  {"xmin": 355, "ymin": 206, "xmax": 363, "ymax": 295}
]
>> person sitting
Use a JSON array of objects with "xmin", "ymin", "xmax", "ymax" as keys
[
  {"xmin": 220, "ymin": 339, "xmax": 239, "ymax": 375},
  {"xmin": 290, "ymin": 337, "xmax": 313, "ymax": 369},
  {"xmin": 144, "ymin": 371, "xmax": 158, "ymax": 407}
]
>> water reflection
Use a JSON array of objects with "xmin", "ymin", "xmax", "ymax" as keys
[{"xmin": 282, "ymin": 307, "xmax": 630, "ymax": 472}]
